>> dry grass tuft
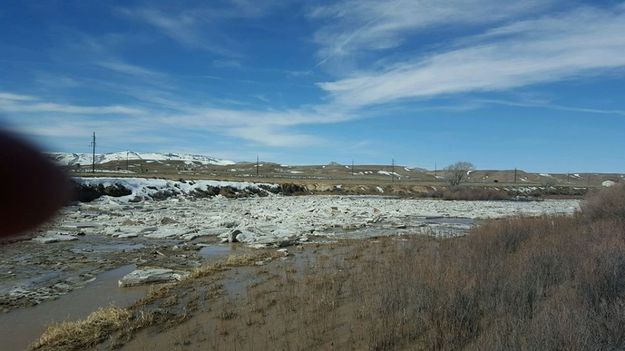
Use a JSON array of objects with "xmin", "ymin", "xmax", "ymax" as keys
[
  {"xmin": 31, "ymin": 307, "xmax": 130, "ymax": 350},
  {"xmin": 225, "ymin": 254, "xmax": 255, "ymax": 266}
]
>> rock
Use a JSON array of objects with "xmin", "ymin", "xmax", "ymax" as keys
[
  {"xmin": 234, "ymin": 230, "xmax": 257, "ymax": 243},
  {"xmin": 118, "ymin": 268, "xmax": 189, "ymax": 287},
  {"xmin": 144, "ymin": 227, "xmax": 185, "ymax": 239},
  {"xmin": 150, "ymin": 190, "xmax": 179, "ymax": 200},
  {"xmin": 181, "ymin": 233, "xmax": 199, "ymax": 241},
  {"xmin": 73, "ymin": 183, "xmax": 132, "ymax": 202},
  {"xmin": 279, "ymin": 183, "xmax": 307, "ymax": 195},
  {"xmin": 160, "ymin": 217, "xmax": 177, "ymax": 224},
  {"xmin": 114, "ymin": 232, "xmax": 139, "ymax": 238},
  {"xmin": 228, "ymin": 229, "xmax": 242, "ymax": 243},
  {"xmin": 32, "ymin": 233, "xmax": 78, "ymax": 243},
  {"xmin": 277, "ymin": 248, "xmax": 290, "ymax": 257}
]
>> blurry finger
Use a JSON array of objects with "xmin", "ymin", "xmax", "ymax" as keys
[{"xmin": 0, "ymin": 130, "xmax": 70, "ymax": 240}]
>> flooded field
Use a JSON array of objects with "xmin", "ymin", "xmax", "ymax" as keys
[
  {"xmin": 0, "ymin": 265, "xmax": 146, "ymax": 350},
  {"xmin": 0, "ymin": 194, "xmax": 579, "ymax": 349}
]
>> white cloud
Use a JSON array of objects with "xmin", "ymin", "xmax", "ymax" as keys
[
  {"xmin": 318, "ymin": 6, "xmax": 625, "ymax": 108},
  {"xmin": 96, "ymin": 60, "xmax": 162, "ymax": 78},
  {"xmin": 0, "ymin": 92, "xmax": 144, "ymax": 115},
  {"xmin": 153, "ymin": 105, "xmax": 351, "ymax": 146},
  {"xmin": 0, "ymin": 92, "xmax": 36, "ymax": 101},
  {"xmin": 226, "ymin": 126, "xmax": 323, "ymax": 147},
  {"xmin": 475, "ymin": 98, "xmax": 625, "ymax": 117},
  {"xmin": 0, "ymin": 89, "xmax": 348, "ymax": 148},
  {"xmin": 124, "ymin": 8, "xmax": 206, "ymax": 49},
  {"xmin": 310, "ymin": 0, "xmax": 554, "ymax": 64},
  {"xmin": 115, "ymin": 2, "xmax": 284, "ymax": 55}
]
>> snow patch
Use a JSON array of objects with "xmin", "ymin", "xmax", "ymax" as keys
[{"xmin": 378, "ymin": 170, "xmax": 400, "ymax": 177}]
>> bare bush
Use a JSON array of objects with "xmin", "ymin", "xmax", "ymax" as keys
[
  {"xmin": 582, "ymin": 183, "xmax": 625, "ymax": 221},
  {"xmin": 444, "ymin": 161, "xmax": 475, "ymax": 187}
]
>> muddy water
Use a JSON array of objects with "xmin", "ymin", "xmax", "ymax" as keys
[
  {"xmin": 0, "ymin": 264, "xmax": 147, "ymax": 351},
  {"xmin": 198, "ymin": 244, "xmax": 232, "ymax": 259}
]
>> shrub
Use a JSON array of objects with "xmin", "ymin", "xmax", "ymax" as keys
[{"xmin": 582, "ymin": 183, "xmax": 625, "ymax": 221}]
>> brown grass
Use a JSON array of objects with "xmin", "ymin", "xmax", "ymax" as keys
[
  {"xmin": 430, "ymin": 187, "xmax": 512, "ymax": 200},
  {"xmin": 200, "ymin": 184, "xmax": 625, "ymax": 350},
  {"xmin": 31, "ymin": 307, "xmax": 130, "ymax": 350}
]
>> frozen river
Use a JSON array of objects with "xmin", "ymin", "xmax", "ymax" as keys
[{"xmin": 37, "ymin": 194, "xmax": 580, "ymax": 245}]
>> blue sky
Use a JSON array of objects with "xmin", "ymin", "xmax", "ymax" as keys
[{"xmin": 1, "ymin": 0, "xmax": 624, "ymax": 172}]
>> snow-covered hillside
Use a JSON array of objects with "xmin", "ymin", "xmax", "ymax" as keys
[{"xmin": 48, "ymin": 151, "xmax": 235, "ymax": 166}]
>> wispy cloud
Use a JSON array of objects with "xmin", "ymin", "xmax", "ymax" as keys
[
  {"xmin": 225, "ymin": 126, "xmax": 323, "ymax": 147},
  {"xmin": 318, "ymin": 6, "xmax": 625, "ymax": 108},
  {"xmin": 96, "ymin": 60, "xmax": 162, "ymax": 78},
  {"xmin": 115, "ymin": 2, "xmax": 284, "ymax": 55},
  {"xmin": 310, "ymin": 0, "xmax": 555, "ymax": 65},
  {"xmin": 0, "ymin": 92, "xmax": 36, "ymax": 101},
  {"xmin": 0, "ymin": 92, "xmax": 144, "ymax": 115},
  {"xmin": 475, "ymin": 98, "xmax": 625, "ymax": 117},
  {"xmin": 152, "ymin": 105, "xmax": 352, "ymax": 147},
  {"xmin": 0, "ymin": 89, "xmax": 349, "ymax": 148},
  {"xmin": 117, "ymin": 7, "xmax": 218, "ymax": 52}
]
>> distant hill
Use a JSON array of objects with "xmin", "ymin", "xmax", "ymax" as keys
[{"xmin": 48, "ymin": 151, "xmax": 236, "ymax": 166}]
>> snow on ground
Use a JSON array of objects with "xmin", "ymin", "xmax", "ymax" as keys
[
  {"xmin": 75, "ymin": 177, "xmax": 278, "ymax": 201},
  {"xmin": 41, "ymin": 195, "xmax": 580, "ymax": 247},
  {"xmin": 49, "ymin": 151, "xmax": 235, "ymax": 166},
  {"xmin": 378, "ymin": 170, "xmax": 401, "ymax": 177},
  {"xmin": 602, "ymin": 180, "xmax": 616, "ymax": 187}
]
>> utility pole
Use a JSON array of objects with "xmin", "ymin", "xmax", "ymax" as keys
[
  {"xmin": 90, "ymin": 132, "xmax": 96, "ymax": 173},
  {"xmin": 126, "ymin": 151, "xmax": 129, "ymax": 171},
  {"xmin": 256, "ymin": 154, "xmax": 259, "ymax": 177},
  {"xmin": 351, "ymin": 159, "xmax": 354, "ymax": 176},
  {"xmin": 391, "ymin": 158, "xmax": 395, "ymax": 183},
  {"xmin": 434, "ymin": 161, "xmax": 437, "ymax": 178},
  {"xmin": 514, "ymin": 168, "xmax": 517, "ymax": 184}
]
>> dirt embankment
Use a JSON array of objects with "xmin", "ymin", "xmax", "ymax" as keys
[
  {"xmin": 72, "ymin": 177, "xmax": 587, "ymax": 203},
  {"xmin": 71, "ymin": 180, "xmax": 307, "ymax": 202}
]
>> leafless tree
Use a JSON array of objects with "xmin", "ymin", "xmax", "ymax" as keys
[{"xmin": 445, "ymin": 161, "xmax": 475, "ymax": 187}]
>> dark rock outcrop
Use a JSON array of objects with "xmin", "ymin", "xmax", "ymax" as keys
[{"xmin": 72, "ymin": 182, "xmax": 132, "ymax": 202}]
